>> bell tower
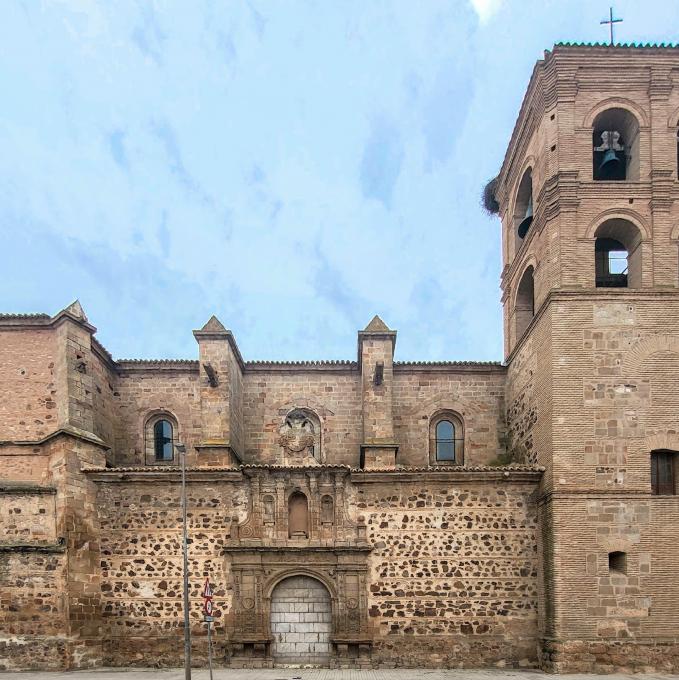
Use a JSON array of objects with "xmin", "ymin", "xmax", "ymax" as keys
[{"xmin": 493, "ymin": 44, "xmax": 679, "ymax": 672}]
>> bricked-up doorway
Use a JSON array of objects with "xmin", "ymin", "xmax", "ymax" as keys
[{"xmin": 270, "ymin": 575, "xmax": 332, "ymax": 666}]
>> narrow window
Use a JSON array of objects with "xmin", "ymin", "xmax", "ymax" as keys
[
  {"xmin": 435, "ymin": 420, "xmax": 456, "ymax": 462},
  {"xmin": 154, "ymin": 419, "xmax": 174, "ymax": 461},
  {"xmin": 651, "ymin": 450, "xmax": 676, "ymax": 495},
  {"xmin": 608, "ymin": 551, "xmax": 627, "ymax": 576}
]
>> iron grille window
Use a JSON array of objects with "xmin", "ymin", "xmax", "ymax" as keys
[
  {"xmin": 651, "ymin": 450, "xmax": 676, "ymax": 496},
  {"xmin": 154, "ymin": 419, "xmax": 174, "ymax": 462}
]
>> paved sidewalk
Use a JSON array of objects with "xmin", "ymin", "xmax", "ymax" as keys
[{"xmin": 0, "ymin": 670, "xmax": 678, "ymax": 680}]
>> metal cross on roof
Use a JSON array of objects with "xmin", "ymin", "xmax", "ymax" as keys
[{"xmin": 600, "ymin": 6, "xmax": 623, "ymax": 45}]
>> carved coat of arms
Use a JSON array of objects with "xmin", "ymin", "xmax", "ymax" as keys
[{"xmin": 278, "ymin": 409, "xmax": 316, "ymax": 455}]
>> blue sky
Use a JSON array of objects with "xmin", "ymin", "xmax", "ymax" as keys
[{"xmin": 1, "ymin": 1, "xmax": 678, "ymax": 362}]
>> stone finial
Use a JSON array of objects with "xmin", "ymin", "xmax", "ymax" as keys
[
  {"xmin": 363, "ymin": 315, "xmax": 391, "ymax": 333},
  {"xmin": 200, "ymin": 315, "xmax": 227, "ymax": 333},
  {"xmin": 63, "ymin": 300, "xmax": 87, "ymax": 321}
]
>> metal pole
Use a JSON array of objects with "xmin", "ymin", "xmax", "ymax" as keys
[
  {"xmin": 177, "ymin": 443, "xmax": 192, "ymax": 680},
  {"xmin": 207, "ymin": 619, "xmax": 214, "ymax": 680}
]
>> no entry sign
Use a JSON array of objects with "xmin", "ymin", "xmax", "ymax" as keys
[{"xmin": 202, "ymin": 577, "xmax": 214, "ymax": 616}]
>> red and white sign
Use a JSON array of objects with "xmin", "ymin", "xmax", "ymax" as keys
[{"xmin": 202, "ymin": 577, "xmax": 214, "ymax": 617}]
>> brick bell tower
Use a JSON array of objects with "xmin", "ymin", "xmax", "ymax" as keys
[{"xmin": 492, "ymin": 44, "xmax": 679, "ymax": 672}]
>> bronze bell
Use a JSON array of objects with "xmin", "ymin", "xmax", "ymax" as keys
[
  {"xmin": 599, "ymin": 147, "xmax": 621, "ymax": 173},
  {"xmin": 517, "ymin": 196, "xmax": 533, "ymax": 239}
]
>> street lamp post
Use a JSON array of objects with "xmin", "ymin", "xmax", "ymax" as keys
[{"xmin": 175, "ymin": 442, "xmax": 192, "ymax": 680}]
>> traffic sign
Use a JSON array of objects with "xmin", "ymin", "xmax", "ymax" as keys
[{"xmin": 202, "ymin": 578, "xmax": 213, "ymax": 599}]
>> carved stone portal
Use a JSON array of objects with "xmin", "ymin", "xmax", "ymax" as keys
[{"xmin": 224, "ymin": 466, "xmax": 372, "ymax": 667}]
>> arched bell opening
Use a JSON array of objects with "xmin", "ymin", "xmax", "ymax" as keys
[
  {"xmin": 592, "ymin": 108, "xmax": 640, "ymax": 181},
  {"xmin": 594, "ymin": 219, "xmax": 642, "ymax": 288},
  {"xmin": 514, "ymin": 265, "xmax": 535, "ymax": 342},
  {"xmin": 513, "ymin": 168, "xmax": 534, "ymax": 253}
]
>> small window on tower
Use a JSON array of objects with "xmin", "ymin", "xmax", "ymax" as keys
[{"xmin": 608, "ymin": 551, "xmax": 627, "ymax": 576}]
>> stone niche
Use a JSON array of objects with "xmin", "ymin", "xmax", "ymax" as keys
[{"xmin": 224, "ymin": 466, "xmax": 372, "ymax": 667}]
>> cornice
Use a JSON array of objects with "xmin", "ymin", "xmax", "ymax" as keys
[
  {"xmin": 350, "ymin": 466, "xmax": 543, "ymax": 484},
  {"xmin": 0, "ymin": 426, "xmax": 109, "ymax": 451},
  {"xmin": 223, "ymin": 544, "xmax": 373, "ymax": 554},
  {"xmin": 0, "ymin": 483, "xmax": 57, "ymax": 495},
  {"xmin": 0, "ymin": 541, "xmax": 66, "ymax": 554}
]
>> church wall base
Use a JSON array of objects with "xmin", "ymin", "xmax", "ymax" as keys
[
  {"xmin": 539, "ymin": 638, "xmax": 679, "ymax": 674},
  {"xmin": 0, "ymin": 636, "xmax": 102, "ymax": 672},
  {"xmin": 370, "ymin": 636, "xmax": 537, "ymax": 669}
]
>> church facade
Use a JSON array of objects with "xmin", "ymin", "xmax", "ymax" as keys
[{"xmin": 2, "ymin": 44, "xmax": 679, "ymax": 673}]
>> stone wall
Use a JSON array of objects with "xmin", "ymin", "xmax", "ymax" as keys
[
  {"xmin": 114, "ymin": 365, "xmax": 202, "ymax": 466},
  {"xmin": 0, "ymin": 328, "xmax": 57, "ymax": 441},
  {"xmin": 242, "ymin": 366, "xmax": 362, "ymax": 466},
  {"xmin": 95, "ymin": 475, "xmax": 247, "ymax": 666},
  {"xmin": 352, "ymin": 473, "xmax": 539, "ymax": 668},
  {"xmin": 393, "ymin": 365, "xmax": 506, "ymax": 467}
]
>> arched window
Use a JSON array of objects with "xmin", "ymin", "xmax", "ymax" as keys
[
  {"xmin": 592, "ymin": 108, "xmax": 640, "ymax": 181},
  {"xmin": 288, "ymin": 491, "xmax": 309, "ymax": 538},
  {"xmin": 154, "ymin": 419, "xmax": 174, "ymax": 461},
  {"xmin": 429, "ymin": 412, "xmax": 464, "ymax": 465},
  {"xmin": 144, "ymin": 413, "xmax": 178, "ymax": 465},
  {"xmin": 513, "ymin": 168, "xmax": 534, "ymax": 250},
  {"xmin": 514, "ymin": 265, "xmax": 535, "ymax": 341},
  {"xmin": 594, "ymin": 219, "xmax": 642, "ymax": 288}
]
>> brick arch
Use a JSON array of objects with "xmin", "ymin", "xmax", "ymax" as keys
[
  {"xmin": 666, "ymin": 106, "xmax": 679, "ymax": 129},
  {"xmin": 623, "ymin": 334, "xmax": 679, "ymax": 372},
  {"xmin": 400, "ymin": 395, "xmax": 474, "ymax": 418},
  {"xmin": 584, "ymin": 209, "xmax": 650, "ymax": 241},
  {"xmin": 510, "ymin": 255, "xmax": 539, "ymax": 311},
  {"xmin": 582, "ymin": 97, "xmax": 649, "ymax": 129},
  {"xmin": 644, "ymin": 432, "xmax": 679, "ymax": 454}
]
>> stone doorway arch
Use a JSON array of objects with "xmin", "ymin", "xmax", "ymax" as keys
[{"xmin": 270, "ymin": 575, "xmax": 332, "ymax": 666}]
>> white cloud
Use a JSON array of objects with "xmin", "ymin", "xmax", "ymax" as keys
[{"xmin": 470, "ymin": 0, "xmax": 503, "ymax": 24}]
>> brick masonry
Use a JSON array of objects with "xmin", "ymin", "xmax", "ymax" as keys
[{"xmin": 2, "ymin": 44, "xmax": 679, "ymax": 674}]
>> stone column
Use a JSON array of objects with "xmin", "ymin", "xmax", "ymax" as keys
[{"xmin": 358, "ymin": 316, "xmax": 398, "ymax": 469}]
